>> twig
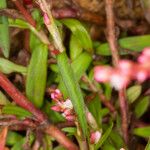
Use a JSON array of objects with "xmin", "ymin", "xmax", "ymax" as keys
[
  {"xmin": 105, "ymin": 0, "xmax": 128, "ymax": 143},
  {"xmin": 82, "ymin": 74, "xmax": 116, "ymax": 113},
  {"xmin": 45, "ymin": 125, "xmax": 78, "ymax": 150},
  {"xmin": 0, "ymin": 72, "xmax": 47, "ymax": 123},
  {"xmin": 11, "ymin": 0, "xmax": 36, "ymax": 27}
]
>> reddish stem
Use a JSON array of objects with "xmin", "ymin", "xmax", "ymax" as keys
[
  {"xmin": 119, "ymin": 89, "xmax": 128, "ymax": 143},
  {"xmin": 98, "ymin": 92, "xmax": 116, "ymax": 113},
  {"xmin": 105, "ymin": 0, "xmax": 128, "ymax": 143},
  {"xmin": 12, "ymin": 0, "xmax": 36, "ymax": 27},
  {"xmin": 45, "ymin": 125, "xmax": 79, "ymax": 150},
  {"xmin": 0, "ymin": 72, "xmax": 47, "ymax": 123}
]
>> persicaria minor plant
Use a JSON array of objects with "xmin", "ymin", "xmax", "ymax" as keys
[{"xmin": 0, "ymin": 0, "xmax": 150, "ymax": 149}]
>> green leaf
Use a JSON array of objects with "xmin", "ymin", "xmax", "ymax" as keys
[
  {"xmin": 145, "ymin": 138, "xmax": 150, "ymax": 150},
  {"xmin": 109, "ymin": 130, "xmax": 125, "ymax": 148},
  {"xmin": 26, "ymin": 42, "xmax": 48, "ymax": 108},
  {"xmin": 71, "ymin": 52, "xmax": 92, "ymax": 80},
  {"xmin": 0, "ymin": 91, "xmax": 10, "ymax": 105},
  {"xmin": 88, "ymin": 95, "xmax": 102, "ymax": 127},
  {"xmin": 70, "ymin": 34, "xmax": 83, "ymax": 60},
  {"xmin": 2, "ymin": 105, "xmax": 32, "ymax": 117},
  {"xmin": 6, "ymin": 131, "xmax": 23, "ymax": 146},
  {"xmin": 127, "ymin": 85, "xmax": 142, "ymax": 103},
  {"xmin": 53, "ymin": 146, "xmax": 66, "ymax": 150},
  {"xmin": 57, "ymin": 52, "xmax": 88, "ymax": 137},
  {"xmin": 102, "ymin": 144, "xmax": 116, "ymax": 150},
  {"xmin": 59, "ymin": 52, "xmax": 92, "ymax": 98},
  {"xmin": 96, "ymin": 35, "xmax": 150, "ymax": 55},
  {"xmin": 62, "ymin": 127, "xmax": 77, "ymax": 134},
  {"xmin": 95, "ymin": 123, "xmax": 113, "ymax": 149},
  {"xmin": 134, "ymin": 96, "xmax": 150, "ymax": 118},
  {"xmin": 8, "ymin": 18, "xmax": 29, "ymax": 29},
  {"xmin": 0, "ymin": 58, "xmax": 27, "ymax": 75},
  {"xmin": 12, "ymin": 133, "xmax": 34, "ymax": 150},
  {"xmin": 133, "ymin": 126, "xmax": 150, "ymax": 137},
  {"xmin": 61, "ymin": 19, "xmax": 93, "ymax": 52},
  {"xmin": 0, "ymin": 0, "xmax": 10, "ymax": 58}
]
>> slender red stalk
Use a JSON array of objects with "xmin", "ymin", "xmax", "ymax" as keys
[
  {"xmin": 11, "ymin": 0, "xmax": 36, "ymax": 27},
  {"xmin": 45, "ymin": 125, "xmax": 79, "ymax": 150},
  {"xmin": 105, "ymin": 0, "xmax": 128, "ymax": 143},
  {"xmin": 98, "ymin": 92, "xmax": 115, "ymax": 113},
  {"xmin": 0, "ymin": 72, "xmax": 47, "ymax": 123}
]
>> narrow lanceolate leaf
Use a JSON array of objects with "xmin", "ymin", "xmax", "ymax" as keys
[
  {"xmin": 145, "ymin": 138, "xmax": 150, "ymax": 150},
  {"xmin": 134, "ymin": 96, "xmax": 150, "ymax": 118},
  {"xmin": 57, "ymin": 52, "xmax": 88, "ymax": 137},
  {"xmin": 2, "ymin": 105, "xmax": 32, "ymax": 117},
  {"xmin": 70, "ymin": 34, "xmax": 83, "ymax": 60},
  {"xmin": 133, "ymin": 126, "xmax": 150, "ymax": 138},
  {"xmin": 59, "ymin": 52, "xmax": 92, "ymax": 97},
  {"xmin": 0, "ymin": 58, "xmax": 27, "ymax": 75},
  {"xmin": 61, "ymin": 19, "xmax": 93, "ymax": 52},
  {"xmin": 8, "ymin": 18, "xmax": 29, "ymax": 29},
  {"xmin": 26, "ymin": 41, "xmax": 48, "ymax": 108},
  {"xmin": 0, "ymin": 0, "xmax": 10, "ymax": 58},
  {"xmin": 95, "ymin": 123, "xmax": 113, "ymax": 149},
  {"xmin": 0, "ymin": 91, "xmax": 10, "ymax": 105},
  {"xmin": 6, "ymin": 131, "xmax": 23, "ymax": 146},
  {"xmin": 127, "ymin": 85, "xmax": 142, "ymax": 103},
  {"xmin": 96, "ymin": 35, "xmax": 150, "ymax": 55}
]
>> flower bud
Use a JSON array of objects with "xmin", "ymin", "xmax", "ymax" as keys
[{"xmin": 90, "ymin": 131, "xmax": 101, "ymax": 144}]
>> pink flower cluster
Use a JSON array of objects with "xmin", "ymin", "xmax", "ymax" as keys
[
  {"xmin": 94, "ymin": 48, "xmax": 150, "ymax": 90},
  {"xmin": 50, "ymin": 89, "xmax": 75, "ymax": 121},
  {"xmin": 90, "ymin": 131, "xmax": 101, "ymax": 144}
]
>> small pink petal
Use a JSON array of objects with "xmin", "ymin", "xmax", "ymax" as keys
[
  {"xmin": 138, "ymin": 55, "xmax": 149, "ymax": 64},
  {"xmin": 90, "ymin": 131, "xmax": 101, "ymax": 144},
  {"xmin": 118, "ymin": 60, "xmax": 133, "ymax": 75},
  {"xmin": 51, "ymin": 105, "xmax": 62, "ymax": 112},
  {"xmin": 142, "ymin": 47, "xmax": 150, "ymax": 57},
  {"xmin": 110, "ymin": 72, "xmax": 129, "ymax": 90},
  {"xmin": 51, "ymin": 89, "xmax": 62, "ymax": 100},
  {"xmin": 62, "ymin": 99, "xmax": 73, "ymax": 109},
  {"xmin": 94, "ymin": 66, "xmax": 112, "ymax": 82},
  {"xmin": 136, "ymin": 70, "xmax": 148, "ymax": 82},
  {"xmin": 63, "ymin": 109, "xmax": 73, "ymax": 116},
  {"xmin": 44, "ymin": 13, "xmax": 51, "ymax": 25},
  {"xmin": 65, "ymin": 115, "xmax": 75, "ymax": 121}
]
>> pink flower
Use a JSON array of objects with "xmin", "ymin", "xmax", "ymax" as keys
[
  {"xmin": 51, "ymin": 105, "xmax": 62, "ymax": 112},
  {"xmin": 90, "ymin": 131, "xmax": 101, "ymax": 144},
  {"xmin": 62, "ymin": 99, "xmax": 73, "ymax": 109},
  {"xmin": 142, "ymin": 47, "xmax": 150, "ymax": 57},
  {"xmin": 110, "ymin": 72, "xmax": 129, "ymax": 90},
  {"xmin": 50, "ymin": 89, "xmax": 75, "ymax": 121},
  {"xmin": 94, "ymin": 66, "xmax": 112, "ymax": 82},
  {"xmin": 118, "ymin": 60, "xmax": 133, "ymax": 76},
  {"xmin": 51, "ymin": 89, "xmax": 62, "ymax": 101},
  {"xmin": 94, "ymin": 47, "xmax": 150, "ymax": 90},
  {"xmin": 135, "ymin": 69, "xmax": 148, "ymax": 82}
]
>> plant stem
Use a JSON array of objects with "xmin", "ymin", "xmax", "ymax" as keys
[
  {"xmin": 82, "ymin": 75, "xmax": 116, "ymax": 113},
  {"xmin": 11, "ymin": 0, "xmax": 36, "ymax": 27},
  {"xmin": 0, "ymin": 72, "xmax": 47, "ymax": 123},
  {"xmin": 105, "ymin": 0, "xmax": 128, "ymax": 143},
  {"xmin": 36, "ymin": 0, "xmax": 65, "ymax": 52}
]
